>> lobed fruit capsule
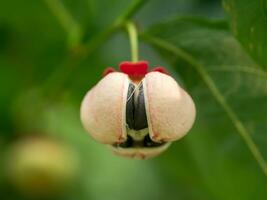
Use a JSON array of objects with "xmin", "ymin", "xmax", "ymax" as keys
[
  {"xmin": 81, "ymin": 61, "xmax": 196, "ymax": 159},
  {"xmin": 5, "ymin": 137, "xmax": 79, "ymax": 197}
]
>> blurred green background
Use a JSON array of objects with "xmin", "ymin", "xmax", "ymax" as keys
[{"xmin": 1, "ymin": 0, "xmax": 267, "ymax": 199}]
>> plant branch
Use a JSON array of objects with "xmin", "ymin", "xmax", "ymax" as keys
[
  {"xmin": 41, "ymin": 0, "xmax": 149, "ymax": 96},
  {"xmin": 141, "ymin": 33, "xmax": 267, "ymax": 177},
  {"xmin": 85, "ymin": 0, "xmax": 148, "ymax": 54},
  {"xmin": 43, "ymin": 0, "xmax": 82, "ymax": 47}
]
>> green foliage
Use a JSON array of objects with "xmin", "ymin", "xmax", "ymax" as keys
[
  {"xmin": 1, "ymin": 0, "xmax": 267, "ymax": 200},
  {"xmin": 223, "ymin": 0, "xmax": 267, "ymax": 68},
  {"xmin": 143, "ymin": 17, "xmax": 267, "ymax": 199}
]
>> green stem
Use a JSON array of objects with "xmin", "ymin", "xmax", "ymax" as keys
[
  {"xmin": 208, "ymin": 65, "xmax": 267, "ymax": 78},
  {"xmin": 43, "ymin": 0, "xmax": 82, "ymax": 47},
  {"xmin": 141, "ymin": 33, "xmax": 267, "ymax": 177},
  {"xmin": 85, "ymin": 0, "xmax": 148, "ymax": 53},
  {"xmin": 42, "ymin": 0, "xmax": 149, "ymax": 96},
  {"xmin": 114, "ymin": 0, "xmax": 148, "ymax": 26},
  {"xmin": 126, "ymin": 21, "xmax": 139, "ymax": 62}
]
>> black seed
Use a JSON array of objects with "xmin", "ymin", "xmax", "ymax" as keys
[
  {"xmin": 118, "ymin": 136, "xmax": 133, "ymax": 148},
  {"xmin": 126, "ymin": 82, "xmax": 148, "ymax": 130},
  {"xmin": 144, "ymin": 135, "xmax": 162, "ymax": 147},
  {"xmin": 126, "ymin": 83, "xmax": 135, "ymax": 130},
  {"xmin": 134, "ymin": 84, "xmax": 148, "ymax": 130}
]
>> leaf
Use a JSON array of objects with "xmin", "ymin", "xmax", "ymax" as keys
[
  {"xmin": 223, "ymin": 0, "xmax": 267, "ymax": 68},
  {"xmin": 142, "ymin": 16, "xmax": 267, "ymax": 199}
]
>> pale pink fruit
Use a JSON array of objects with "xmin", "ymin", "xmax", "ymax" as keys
[
  {"xmin": 80, "ymin": 61, "xmax": 196, "ymax": 159},
  {"xmin": 80, "ymin": 72, "xmax": 129, "ymax": 144},
  {"xmin": 144, "ymin": 72, "xmax": 196, "ymax": 143}
]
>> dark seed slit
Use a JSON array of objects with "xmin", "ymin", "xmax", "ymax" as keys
[
  {"xmin": 119, "ymin": 82, "xmax": 163, "ymax": 148},
  {"xmin": 113, "ymin": 135, "xmax": 164, "ymax": 148},
  {"xmin": 126, "ymin": 82, "xmax": 148, "ymax": 131}
]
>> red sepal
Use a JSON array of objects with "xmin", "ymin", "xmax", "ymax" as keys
[
  {"xmin": 152, "ymin": 67, "xmax": 169, "ymax": 75},
  {"xmin": 103, "ymin": 67, "xmax": 116, "ymax": 77},
  {"xmin": 119, "ymin": 61, "xmax": 148, "ymax": 77}
]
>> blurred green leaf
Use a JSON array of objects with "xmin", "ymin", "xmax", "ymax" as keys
[
  {"xmin": 142, "ymin": 16, "xmax": 267, "ymax": 199},
  {"xmin": 223, "ymin": 0, "xmax": 267, "ymax": 68}
]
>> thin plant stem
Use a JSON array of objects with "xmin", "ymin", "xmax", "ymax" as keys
[
  {"xmin": 42, "ymin": 0, "xmax": 149, "ymax": 96},
  {"xmin": 85, "ymin": 0, "xmax": 148, "ymax": 53},
  {"xmin": 43, "ymin": 0, "xmax": 82, "ymax": 47},
  {"xmin": 126, "ymin": 21, "xmax": 139, "ymax": 62}
]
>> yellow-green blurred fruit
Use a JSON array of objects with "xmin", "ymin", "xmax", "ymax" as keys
[{"xmin": 5, "ymin": 137, "xmax": 79, "ymax": 197}]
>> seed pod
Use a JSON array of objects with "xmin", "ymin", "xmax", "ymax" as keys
[
  {"xmin": 81, "ymin": 61, "xmax": 196, "ymax": 159},
  {"xmin": 5, "ymin": 137, "xmax": 79, "ymax": 197}
]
